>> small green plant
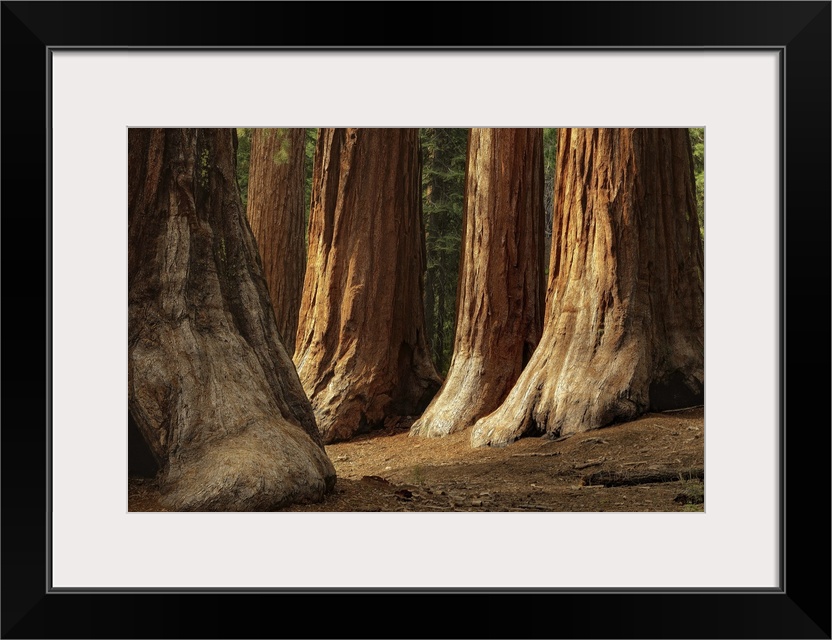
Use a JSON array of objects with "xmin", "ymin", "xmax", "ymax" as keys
[
  {"xmin": 409, "ymin": 465, "xmax": 426, "ymax": 486},
  {"xmin": 199, "ymin": 147, "xmax": 211, "ymax": 187},
  {"xmin": 674, "ymin": 478, "xmax": 704, "ymax": 509}
]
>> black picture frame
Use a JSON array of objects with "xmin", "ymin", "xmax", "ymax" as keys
[{"xmin": 2, "ymin": 2, "xmax": 829, "ymax": 638}]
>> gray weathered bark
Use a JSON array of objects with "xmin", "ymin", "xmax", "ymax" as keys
[{"xmin": 128, "ymin": 128, "xmax": 335, "ymax": 510}]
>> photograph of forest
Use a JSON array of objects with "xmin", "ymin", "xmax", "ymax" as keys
[{"xmin": 128, "ymin": 127, "xmax": 705, "ymax": 513}]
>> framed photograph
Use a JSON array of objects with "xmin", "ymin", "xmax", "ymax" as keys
[{"xmin": 4, "ymin": 2, "xmax": 829, "ymax": 638}]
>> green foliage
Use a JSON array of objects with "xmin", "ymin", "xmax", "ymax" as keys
[
  {"xmin": 235, "ymin": 128, "xmax": 252, "ymax": 207},
  {"xmin": 271, "ymin": 128, "xmax": 292, "ymax": 166},
  {"xmin": 304, "ymin": 128, "xmax": 318, "ymax": 238},
  {"xmin": 236, "ymin": 128, "xmax": 308, "ymax": 213},
  {"xmin": 542, "ymin": 128, "xmax": 558, "ymax": 276},
  {"xmin": 689, "ymin": 127, "xmax": 705, "ymax": 238},
  {"xmin": 675, "ymin": 478, "xmax": 704, "ymax": 509},
  {"xmin": 421, "ymin": 128, "xmax": 468, "ymax": 375},
  {"xmin": 198, "ymin": 147, "xmax": 211, "ymax": 188},
  {"xmin": 543, "ymin": 128, "xmax": 558, "ymax": 181}
]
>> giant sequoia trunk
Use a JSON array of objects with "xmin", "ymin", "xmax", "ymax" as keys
[
  {"xmin": 128, "ymin": 128, "xmax": 335, "ymax": 510},
  {"xmin": 294, "ymin": 128, "xmax": 442, "ymax": 443},
  {"xmin": 411, "ymin": 128, "xmax": 545, "ymax": 437},
  {"xmin": 472, "ymin": 128, "xmax": 704, "ymax": 447},
  {"xmin": 246, "ymin": 128, "xmax": 307, "ymax": 354}
]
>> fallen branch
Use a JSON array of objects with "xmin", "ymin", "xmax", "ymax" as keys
[
  {"xmin": 511, "ymin": 452, "xmax": 562, "ymax": 458},
  {"xmin": 574, "ymin": 457, "xmax": 606, "ymax": 470},
  {"xmin": 582, "ymin": 467, "xmax": 704, "ymax": 487},
  {"xmin": 661, "ymin": 405, "xmax": 704, "ymax": 413}
]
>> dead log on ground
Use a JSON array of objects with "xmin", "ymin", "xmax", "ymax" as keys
[{"xmin": 582, "ymin": 467, "xmax": 704, "ymax": 487}]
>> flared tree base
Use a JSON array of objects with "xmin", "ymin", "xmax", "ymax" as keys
[{"xmin": 159, "ymin": 421, "xmax": 336, "ymax": 511}]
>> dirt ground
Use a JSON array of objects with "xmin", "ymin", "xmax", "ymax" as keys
[{"xmin": 129, "ymin": 406, "xmax": 704, "ymax": 512}]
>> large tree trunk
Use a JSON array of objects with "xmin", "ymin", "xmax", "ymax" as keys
[
  {"xmin": 411, "ymin": 128, "xmax": 545, "ymax": 437},
  {"xmin": 128, "ymin": 128, "xmax": 335, "ymax": 510},
  {"xmin": 472, "ymin": 128, "xmax": 704, "ymax": 447},
  {"xmin": 294, "ymin": 128, "xmax": 442, "ymax": 443},
  {"xmin": 245, "ymin": 128, "xmax": 307, "ymax": 354}
]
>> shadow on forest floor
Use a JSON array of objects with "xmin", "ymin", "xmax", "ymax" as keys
[{"xmin": 129, "ymin": 407, "xmax": 704, "ymax": 513}]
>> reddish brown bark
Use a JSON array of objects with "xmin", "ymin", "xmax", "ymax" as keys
[
  {"xmin": 411, "ymin": 128, "xmax": 545, "ymax": 437},
  {"xmin": 128, "ymin": 128, "xmax": 335, "ymax": 510},
  {"xmin": 246, "ymin": 128, "xmax": 307, "ymax": 354},
  {"xmin": 294, "ymin": 128, "xmax": 442, "ymax": 443},
  {"xmin": 472, "ymin": 128, "xmax": 704, "ymax": 446}
]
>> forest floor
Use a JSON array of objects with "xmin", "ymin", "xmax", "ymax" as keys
[{"xmin": 129, "ymin": 406, "xmax": 704, "ymax": 512}]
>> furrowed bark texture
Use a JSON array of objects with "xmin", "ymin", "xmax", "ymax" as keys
[
  {"xmin": 246, "ymin": 128, "xmax": 307, "ymax": 354},
  {"xmin": 294, "ymin": 128, "xmax": 442, "ymax": 443},
  {"xmin": 128, "ymin": 128, "xmax": 335, "ymax": 511},
  {"xmin": 472, "ymin": 128, "xmax": 704, "ymax": 447},
  {"xmin": 411, "ymin": 128, "xmax": 545, "ymax": 437}
]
